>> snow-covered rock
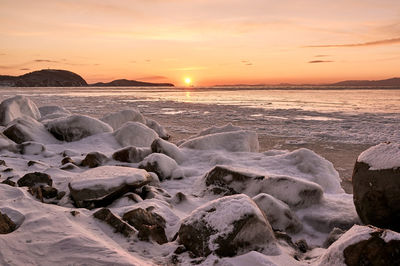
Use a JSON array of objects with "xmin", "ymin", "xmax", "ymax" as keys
[
  {"xmin": 253, "ymin": 193, "xmax": 303, "ymax": 233},
  {"xmin": 38, "ymin": 105, "xmax": 71, "ymax": 117},
  {"xmin": 93, "ymin": 208, "xmax": 136, "ymax": 238},
  {"xmin": 100, "ymin": 109, "xmax": 146, "ymax": 130},
  {"xmin": 178, "ymin": 194, "xmax": 279, "ymax": 257},
  {"xmin": 203, "ymin": 165, "xmax": 323, "ymax": 208},
  {"xmin": 0, "ymin": 95, "xmax": 41, "ymax": 126},
  {"xmin": 113, "ymin": 121, "xmax": 158, "ymax": 148},
  {"xmin": 3, "ymin": 116, "xmax": 59, "ymax": 144},
  {"xmin": 45, "ymin": 115, "xmax": 113, "ymax": 142},
  {"xmin": 0, "ymin": 133, "xmax": 17, "ymax": 152},
  {"xmin": 190, "ymin": 123, "xmax": 243, "ymax": 139},
  {"xmin": 112, "ymin": 146, "xmax": 151, "ymax": 163},
  {"xmin": 145, "ymin": 118, "xmax": 170, "ymax": 140},
  {"xmin": 139, "ymin": 153, "xmax": 182, "ymax": 181},
  {"xmin": 318, "ymin": 225, "xmax": 400, "ymax": 266},
  {"xmin": 353, "ymin": 142, "xmax": 400, "ymax": 232},
  {"xmin": 18, "ymin": 141, "xmax": 46, "ymax": 155},
  {"xmin": 81, "ymin": 151, "xmax": 109, "ymax": 168},
  {"xmin": 180, "ymin": 130, "xmax": 259, "ymax": 152},
  {"xmin": 69, "ymin": 166, "xmax": 150, "ymax": 209},
  {"xmin": 151, "ymin": 138, "xmax": 185, "ymax": 163}
]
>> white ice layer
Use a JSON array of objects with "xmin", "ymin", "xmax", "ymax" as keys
[{"xmin": 358, "ymin": 142, "xmax": 400, "ymax": 170}]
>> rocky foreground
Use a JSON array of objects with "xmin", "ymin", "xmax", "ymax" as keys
[{"xmin": 0, "ymin": 95, "xmax": 399, "ymax": 265}]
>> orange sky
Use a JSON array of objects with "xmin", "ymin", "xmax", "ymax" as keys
[{"xmin": 1, "ymin": 0, "xmax": 400, "ymax": 86}]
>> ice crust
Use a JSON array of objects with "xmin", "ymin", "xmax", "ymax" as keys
[{"xmin": 358, "ymin": 142, "xmax": 400, "ymax": 170}]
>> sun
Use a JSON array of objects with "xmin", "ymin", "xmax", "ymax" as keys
[{"xmin": 184, "ymin": 77, "xmax": 192, "ymax": 86}]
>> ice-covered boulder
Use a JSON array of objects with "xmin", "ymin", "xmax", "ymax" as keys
[
  {"xmin": 3, "ymin": 116, "xmax": 59, "ymax": 144},
  {"xmin": 0, "ymin": 133, "xmax": 17, "ymax": 152},
  {"xmin": 93, "ymin": 208, "xmax": 137, "ymax": 238},
  {"xmin": 112, "ymin": 146, "xmax": 151, "ymax": 163},
  {"xmin": 69, "ymin": 166, "xmax": 150, "ymax": 209},
  {"xmin": 253, "ymin": 193, "xmax": 302, "ymax": 233},
  {"xmin": 81, "ymin": 151, "xmax": 108, "ymax": 168},
  {"xmin": 45, "ymin": 115, "xmax": 113, "ymax": 142},
  {"xmin": 138, "ymin": 153, "xmax": 182, "ymax": 181},
  {"xmin": 178, "ymin": 194, "xmax": 279, "ymax": 257},
  {"xmin": 179, "ymin": 130, "xmax": 259, "ymax": 152},
  {"xmin": 100, "ymin": 109, "xmax": 146, "ymax": 130},
  {"xmin": 353, "ymin": 142, "xmax": 400, "ymax": 232},
  {"xmin": 145, "ymin": 118, "xmax": 170, "ymax": 140},
  {"xmin": 318, "ymin": 225, "xmax": 400, "ymax": 266},
  {"xmin": 0, "ymin": 95, "xmax": 41, "ymax": 126},
  {"xmin": 113, "ymin": 122, "xmax": 158, "ymax": 148},
  {"xmin": 151, "ymin": 138, "xmax": 185, "ymax": 163},
  {"xmin": 203, "ymin": 165, "xmax": 323, "ymax": 208},
  {"xmin": 18, "ymin": 141, "xmax": 46, "ymax": 155},
  {"xmin": 190, "ymin": 123, "xmax": 243, "ymax": 139},
  {"xmin": 38, "ymin": 105, "xmax": 70, "ymax": 117}
]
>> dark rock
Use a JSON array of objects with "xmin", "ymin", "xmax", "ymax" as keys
[
  {"xmin": 122, "ymin": 208, "xmax": 167, "ymax": 244},
  {"xmin": 61, "ymin": 157, "xmax": 74, "ymax": 165},
  {"xmin": 94, "ymin": 208, "xmax": 136, "ymax": 238},
  {"xmin": 0, "ymin": 212, "xmax": 16, "ymax": 234},
  {"xmin": 81, "ymin": 152, "xmax": 108, "ymax": 168},
  {"xmin": 112, "ymin": 146, "xmax": 151, "ymax": 163},
  {"xmin": 27, "ymin": 160, "xmax": 38, "ymax": 167},
  {"xmin": 0, "ymin": 160, "xmax": 6, "ymax": 166},
  {"xmin": 17, "ymin": 172, "xmax": 52, "ymax": 187},
  {"xmin": 178, "ymin": 194, "xmax": 278, "ymax": 257},
  {"xmin": 1, "ymin": 179, "xmax": 16, "ymax": 187},
  {"xmin": 3, "ymin": 168, "xmax": 13, "ymax": 172},
  {"xmin": 70, "ymin": 210, "xmax": 80, "ymax": 217},
  {"xmin": 323, "ymin": 227, "xmax": 346, "ymax": 248},
  {"xmin": 41, "ymin": 186, "xmax": 58, "ymax": 199},
  {"xmin": 3, "ymin": 117, "xmax": 56, "ymax": 144},
  {"xmin": 295, "ymin": 239, "xmax": 308, "ymax": 253},
  {"xmin": 140, "ymin": 185, "xmax": 171, "ymax": 201},
  {"xmin": 171, "ymin": 192, "xmax": 186, "ymax": 204},
  {"xmin": 353, "ymin": 161, "xmax": 400, "ymax": 231},
  {"xmin": 56, "ymin": 191, "xmax": 66, "ymax": 200}
]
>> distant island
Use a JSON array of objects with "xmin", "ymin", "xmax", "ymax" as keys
[
  {"xmin": 327, "ymin": 77, "xmax": 400, "ymax": 87},
  {"xmin": 0, "ymin": 69, "xmax": 174, "ymax": 87}
]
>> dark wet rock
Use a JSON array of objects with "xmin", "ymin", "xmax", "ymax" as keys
[
  {"xmin": 112, "ymin": 146, "xmax": 151, "ymax": 163},
  {"xmin": 323, "ymin": 227, "xmax": 346, "ymax": 248},
  {"xmin": 41, "ymin": 186, "xmax": 58, "ymax": 199},
  {"xmin": 353, "ymin": 160, "xmax": 400, "ymax": 232},
  {"xmin": 178, "ymin": 194, "xmax": 278, "ymax": 257},
  {"xmin": 94, "ymin": 208, "xmax": 136, "ymax": 238},
  {"xmin": 17, "ymin": 172, "xmax": 52, "ymax": 187},
  {"xmin": 295, "ymin": 239, "xmax": 309, "ymax": 253},
  {"xmin": 151, "ymin": 138, "xmax": 183, "ymax": 163},
  {"xmin": 0, "ymin": 160, "xmax": 6, "ymax": 166},
  {"xmin": 2, "ymin": 168, "xmax": 13, "ymax": 173},
  {"xmin": 56, "ymin": 191, "xmax": 66, "ymax": 200},
  {"xmin": 203, "ymin": 165, "xmax": 323, "ymax": 209},
  {"xmin": 122, "ymin": 208, "xmax": 167, "ymax": 244},
  {"xmin": 81, "ymin": 152, "xmax": 108, "ymax": 168},
  {"xmin": 61, "ymin": 157, "xmax": 74, "ymax": 165},
  {"xmin": 18, "ymin": 141, "xmax": 45, "ymax": 155},
  {"xmin": 0, "ymin": 95, "xmax": 40, "ymax": 126},
  {"xmin": 0, "ymin": 212, "xmax": 16, "ymax": 234},
  {"xmin": 1, "ymin": 179, "xmax": 15, "ymax": 187}
]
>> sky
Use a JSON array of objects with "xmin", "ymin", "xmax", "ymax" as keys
[{"xmin": 1, "ymin": 0, "xmax": 400, "ymax": 86}]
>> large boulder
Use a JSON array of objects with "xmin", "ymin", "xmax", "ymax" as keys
[
  {"xmin": 3, "ymin": 116, "xmax": 58, "ymax": 144},
  {"xmin": 100, "ymin": 109, "xmax": 146, "ymax": 130},
  {"xmin": 203, "ymin": 165, "xmax": 323, "ymax": 208},
  {"xmin": 112, "ymin": 146, "xmax": 151, "ymax": 163},
  {"xmin": 17, "ymin": 172, "xmax": 52, "ymax": 187},
  {"xmin": 319, "ymin": 225, "xmax": 400, "ymax": 266},
  {"xmin": 0, "ymin": 95, "xmax": 41, "ymax": 126},
  {"xmin": 178, "ymin": 194, "xmax": 279, "ymax": 257},
  {"xmin": 145, "ymin": 118, "xmax": 170, "ymax": 140},
  {"xmin": 179, "ymin": 130, "xmax": 259, "ymax": 152},
  {"xmin": 113, "ymin": 122, "xmax": 158, "ymax": 148},
  {"xmin": 151, "ymin": 138, "xmax": 185, "ymax": 163},
  {"xmin": 68, "ymin": 166, "xmax": 150, "ymax": 209},
  {"xmin": 352, "ymin": 142, "xmax": 400, "ymax": 231},
  {"xmin": 45, "ymin": 115, "xmax": 113, "ymax": 142},
  {"xmin": 138, "ymin": 153, "xmax": 182, "ymax": 181}
]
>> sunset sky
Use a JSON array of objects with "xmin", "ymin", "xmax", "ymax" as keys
[{"xmin": 1, "ymin": 0, "xmax": 400, "ymax": 86}]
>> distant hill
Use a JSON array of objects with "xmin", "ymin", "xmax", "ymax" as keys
[
  {"xmin": 91, "ymin": 79, "xmax": 174, "ymax": 87},
  {"xmin": 0, "ymin": 69, "xmax": 87, "ymax": 87},
  {"xmin": 328, "ymin": 78, "xmax": 400, "ymax": 86}
]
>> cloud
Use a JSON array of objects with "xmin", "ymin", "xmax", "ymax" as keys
[
  {"xmin": 34, "ymin": 59, "xmax": 60, "ymax": 63},
  {"xmin": 20, "ymin": 68, "xmax": 30, "ymax": 71},
  {"xmin": 308, "ymin": 60, "xmax": 333, "ymax": 63},
  {"xmin": 304, "ymin": 37, "xmax": 400, "ymax": 48},
  {"xmin": 241, "ymin": 60, "xmax": 253, "ymax": 66},
  {"xmin": 136, "ymin": 75, "xmax": 169, "ymax": 81},
  {"xmin": 314, "ymin": 54, "xmax": 330, "ymax": 57}
]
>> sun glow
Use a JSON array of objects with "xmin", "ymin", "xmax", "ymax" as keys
[{"xmin": 184, "ymin": 77, "xmax": 192, "ymax": 86}]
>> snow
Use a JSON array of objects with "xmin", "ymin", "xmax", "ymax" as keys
[
  {"xmin": 358, "ymin": 142, "xmax": 400, "ymax": 170},
  {"xmin": 0, "ymin": 95, "xmax": 41, "ymax": 126},
  {"xmin": 139, "ymin": 153, "xmax": 180, "ymax": 180},
  {"xmin": 180, "ymin": 130, "xmax": 259, "ymax": 152},
  {"xmin": 145, "ymin": 118, "xmax": 170, "ymax": 140},
  {"xmin": 101, "ymin": 109, "xmax": 146, "ymax": 130},
  {"xmin": 113, "ymin": 121, "xmax": 159, "ymax": 147},
  {"xmin": 190, "ymin": 123, "xmax": 243, "ymax": 139},
  {"xmin": 151, "ymin": 138, "xmax": 185, "ymax": 163}
]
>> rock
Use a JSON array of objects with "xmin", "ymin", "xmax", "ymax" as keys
[
  {"xmin": 0, "ymin": 95, "xmax": 41, "ymax": 126},
  {"xmin": 203, "ymin": 165, "xmax": 323, "ymax": 208},
  {"xmin": 138, "ymin": 153, "xmax": 180, "ymax": 181},
  {"xmin": 93, "ymin": 208, "xmax": 136, "ymax": 238},
  {"xmin": 68, "ymin": 166, "xmax": 150, "ymax": 209},
  {"xmin": 81, "ymin": 152, "xmax": 108, "ymax": 168},
  {"xmin": 40, "ymin": 186, "xmax": 58, "ymax": 199},
  {"xmin": 1, "ymin": 179, "xmax": 16, "ymax": 187},
  {"xmin": 60, "ymin": 163, "xmax": 79, "ymax": 171},
  {"xmin": 179, "ymin": 130, "xmax": 259, "ymax": 152},
  {"xmin": 45, "ymin": 115, "xmax": 113, "ymax": 142},
  {"xmin": 323, "ymin": 227, "xmax": 346, "ymax": 248},
  {"xmin": 113, "ymin": 122, "xmax": 158, "ymax": 148},
  {"xmin": 190, "ymin": 123, "xmax": 243, "ymax": 139},
  {"xmin": 0, "ymin": 132, "xmax": 17, "ymax": 152},
  {"xmin": 353, "ymin": 143, "xmax": 400, "ymax": 232},
  {"xmin": 0, "ymin": 160, "xmax": 6, "ymax": 166},
  {"xmin": 171, "ymin": 192, "xmax": 187, "ymax": 204},
  {"xmin": 151, "ymin": 138, "xmax": 185, "ymax": 163},
  {"xmin": 145, "ymin": 118, "xmax": 170, "ymax": 140},
  {"xmin": 3, "ymin": 116, "xmax": 58, "ymax": 144},
  {"xmin": 38, "ymin": 105, "xmax": 71, "ymax": 117},
  {"xmin": 100, "ymin": 109, "xmax": 146, "ymax": 130},
  {"xmin": 319, "ymin": 225, "xmax": 400, "ymax": 266},
  {"xmin": 61, "ymin": 157, "xmax": 74, "ymax": 165},
  {"xmin": 140, "ymin": 186, "xmax": 172, "ymax": 201},
  {"xmin": 18, "ymin": 141, "xmax": 46, "ymax": 155},
  {"xmin": 295, "ymin": 239, "xmax": 309, "ymax": 253},
  {"xmin": 112, "ymin": 146, "xmax": 151, "ymax": 163},
  {"xmin": 178, "ymin": 194, "xmax": 279, "ymax": 257},
  {"xmin": 70, "ymin": 210, "xmax": 80, "ymax": 216},
  {"xmin": 253, "ymin": 193, "xmax": 302, "ymax": 233},
  {"xmin": 17, "ymin": 172, "xmax": 52, "ymax": 187},
  {"xmin": 0, "ymin": 212, "xmax": 16, "ymax": 234},
  {"xmin": 56, "ymin": 191, "xmax": 66, "ymax": 200},
  {"xmin": 122, "ymin": 208, "xmax": 167, "ymax": 244}
]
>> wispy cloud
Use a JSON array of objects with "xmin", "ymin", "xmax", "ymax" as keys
[
  {"xmin": 241, "ymin": 60, "xmax": 253, "ymax": 66},
  {"xmin": 304, "ymin": 37, "xmax": 400, "ymax": 48},
  {"xmin": 308, "ymin": 60, "xmax": 333, "ymax": 63},
  {"xmin": 314, "ymin": 54, "xmax": 330, "ymax": 57},
  {"xmin": 20, "ymin": 68, "xmax": 30, "ymax": 71}
]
